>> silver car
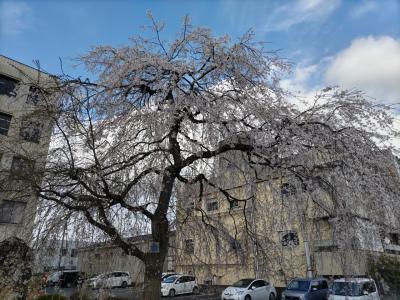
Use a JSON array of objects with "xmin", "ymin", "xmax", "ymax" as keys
[{"xmin": 221, "ymin": 278, "xmax": 277, "ymax": 300}]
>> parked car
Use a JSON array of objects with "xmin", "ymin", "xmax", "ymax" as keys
[
  {"xmin": 282, "ymin": 278, "xmax": 329, "ymax": 300},
  {"xmin": 161, "ymin": 274, "xmax": 199, "ymax": 297},
  {"xmin": 329, "ymin": 278, "xmax": 380, "ymax": 300},
  {"xmin": 221, "ymin": 278, "xmax": 277, "ymax": 300},
  {"xmin": 46, "ymin": 270, "xmax": 84, "ymax": 288},
  {"xmin": 87, "ymin": 271, "xmax": 132, "ymax": 289},
  {"xmin": 162, "ymin": 272, "xmax": 179, "ymax": 281}
]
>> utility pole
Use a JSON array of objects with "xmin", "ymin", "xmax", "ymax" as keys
[{"xmin": 57, "ymin": 221, "xmax": 67, "ymax": 270}]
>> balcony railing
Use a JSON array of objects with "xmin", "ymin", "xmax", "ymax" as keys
[
  {"xmin": 314, "ymin": 239, "xmax": 338, "ymax": 251},
  {"xmin": 384, "ymin": 243, "xmax": 400, "ymax": 254}
]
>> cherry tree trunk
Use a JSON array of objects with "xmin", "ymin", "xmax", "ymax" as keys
[{"xmin": 142, "ymin": 253, "xmax": 164, "ymax": 300}]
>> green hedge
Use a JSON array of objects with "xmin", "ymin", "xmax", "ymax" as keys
[{"xmin": 368, "ymin": 255, "xmax": 400, "ymax": 296}]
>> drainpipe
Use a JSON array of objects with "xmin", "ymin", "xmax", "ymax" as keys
[
  {"xmin": 304, "ymin": 240, "xmax": 313, "ymax": 278},
  {"xmin": 250, "ymin": 175, "xmax": 259, "ymax": 278},
  {"xmin": 58, "ymin": 221, "xmax": 67, "ymax": 270}
]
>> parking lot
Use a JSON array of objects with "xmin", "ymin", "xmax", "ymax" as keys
[{"xmin": 45, "ymin": 286, "xmax": 221, "ymax": 300}]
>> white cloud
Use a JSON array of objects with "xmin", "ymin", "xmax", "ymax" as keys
[
  {"xmin": 263, "ymin": 0, "xmax": 341, "ymax": 32},
  {"xmin": 280, "ymin": 63, "xmax": 318, "ymax": 94},
  {"xmin": 325, "ymin": 36, "xmax": 400, "ymax": 104},
  {"xmin": 0, "ymin": 1, "xmax": 33, "ymax": 36},
  {"xmin": 350, "ymin": 1, "xmax": 378, "ymax": 18}
]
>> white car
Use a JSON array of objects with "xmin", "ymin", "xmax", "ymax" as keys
[
  {"xmin": 221, "ymin": 278, "xmax": 277, "ymax": 300},
  {"xmin": 88, "ymin": 271, "xmax": 132, "ymax": 289},
  {"xmin": 161, "ymin": 274, "xmax": 199, "ymax": 297},
  {"xmin": 329, "ymin": 278, "xmax": 380, "ymax": 300}
]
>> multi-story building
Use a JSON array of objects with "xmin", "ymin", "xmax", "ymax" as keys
[
  {"xmin": 175, "ymin": 151, "xmax": 400, "ymax": 288},
  {"xmin": 0, "ymin": 55, "xmax": 54, "ymax": 242}
]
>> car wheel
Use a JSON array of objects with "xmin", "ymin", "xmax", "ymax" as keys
[
  {"xmin": 245, "ymin": 296, "xmax": 251, "ymax": 300},
  {"xmin": 193, "ymin": 286, "xmax": 199, "ymax": 294},
  {"xmin": 121, "ymin": 281, "xmax": 128, "ymax": 288},
  {"xmin": 169, "ymin": 289, "xmax": 175, "ymax": 297},
  {"xmin": 269, "ymin": 293, "xmax": 276, "ymax": 300}
]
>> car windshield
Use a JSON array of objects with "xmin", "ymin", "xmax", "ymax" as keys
[
  {"xmin": 48, "ymin": 272, "xmax": 61, "ymax": 281},
  {"xmin": 287, "ymin": 280, "xmax": 310, "ymax": 291},
  {"xmin": 162, "ymin": 273, "xmax": 175, "ymax": 280},
  {"xmin": 332, "ymin": 282, "xmax": 362, "ymax": 296},
  {"xmin": 232, "ymin": 279, "xmax": 254, "ymax": 288},
  {"xmin": 163, "ymin": 275, "xmax": 178, "ymax": 283}
]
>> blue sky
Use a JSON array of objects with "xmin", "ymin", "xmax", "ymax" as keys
[{"xmin": 0, "ymin": 0, "xmax": 399, "ymax": 105}]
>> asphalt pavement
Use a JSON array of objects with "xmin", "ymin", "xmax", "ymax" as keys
[{"xmin": 44, "ymin": 286, "xmax": 221, "ymax": 299}]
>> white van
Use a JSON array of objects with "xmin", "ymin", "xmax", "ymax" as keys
[
  {"xmin": 88, "ymin": 271, "xmax": 132, "ymax": 289},
  {"xmin": 161, "ymin": 274, "xmax": 199, "ymax": 297},
  {"xmin": 329, "ymin": 278, "xmax": 380, "ymax": 300}
]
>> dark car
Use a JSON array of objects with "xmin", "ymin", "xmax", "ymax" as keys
[
  {"xmin": 282, "ymin": 278, "xmax": 329, "ymax": 300},
  {"xmin": 46, "ymin": 270, "xmax": 84, "ymax": 288}
]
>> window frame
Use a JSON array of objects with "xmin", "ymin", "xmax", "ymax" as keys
[
  {"xmin": 10, "ymin": 156, "xmax": 35, "ymax": 179},
  {"xmin": 281, "ymin": 231, "xmax": 300, "ymax": 247},
  {"xmin": 0, "ymin": 199, "xmax": 27, "ymax": 224},
  {"xmin": 0, "ymin": 74, "xmax": 19, "ymax": 97},
  {"xmin": 184, "ymin": 239, "xmax": 194, "ymax": 254},
  {"xmin": 19, "ymin": 118, "xmax": 43, "ymax": 144},
  {"xmin": 0, "ymin": 111, "xmax": 12, "ymax": 136},
  {"xmin": 206, "ymin": 200, "xmax": 218, "ymax": 212}
]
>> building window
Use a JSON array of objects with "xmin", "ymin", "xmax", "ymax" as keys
[
  {"xmin": 61, "ymin": 248, "xmax": 68, "ymax": 256},
  {"xmin": 184, "ymin": 239, "xmax": 194, "ymax": 254},
  {"xmin": 0, "ymin": 200, "xmax": 27, "ymax": 224},
  {"xmin": 19, "ymin": 119, "xmax": 43, "ymax": 143},
  {"xmin": 185, "ymin": 201, "xmax": 194, "ymax": 214},
  {"xmin": 0, "ymin": 112, "xmax": 12, "ymax": 136},
  {"xmin": 206, "ymin": 200, "xmax": 218, "ymax": 212},
  {"xmin": 229, "ymin": 200, "xmax": 240, "ymax": 209},
  {"xmin": 10, "ymin": 156, "xmax": 35, "ymax": 179},
  {"xmin": 26, "ymin": 86, "xmax": 43, "ymax": 105},
  {"xmin": 281, "ymin": 232, "xmax": 299, "ymax": 247},
  {"xmin": 280, "ymin": 183, "xmax": 297, "ymax": 196},
  {"xmin": 0, "ymin": 74, "xmax": 18, "ymax": 97},
  {"xmin": 388, "ymin": 233, "xmax": 400, "ymax": 245},
  {"xmin": 70, "ymin": 249, "xmax": 76, "ymax": 257}
]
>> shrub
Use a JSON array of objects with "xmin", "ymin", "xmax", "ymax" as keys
[
  {"xmin": 35, "ymin": 295, "xmax": 68, "ymax": 300},
  {"xmin": 368, "ymin": 255, "xmax": 400, "ymax": 296}
]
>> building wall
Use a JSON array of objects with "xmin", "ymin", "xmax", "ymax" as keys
[
  {"xmin": 34, "ymin": 240, "xmax": 82, "ymax": 273},
  {"xmin": 0, "ymin": 55, "xmax": 54, "ymax": 243},
  {"xmin": 76, "ymin": 234, "xmax": 175, "ymax": 284},
  {"xmin": 175, "ymin": 168, "xmax": 399, "ymax": 287}
]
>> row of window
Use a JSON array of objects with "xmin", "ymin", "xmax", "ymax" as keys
[
  {"xmin": 0, "ymin": 153, "xmax": 36, "ymax": 224},
  {"xmin": 186, "ymin": 182, "xmax": 305, "ymax": 214},
  {"xmin": 186, "ymin": 199, "xmax": 240, "ymax": 214},
  {"xmin": 0, "ymin": 111, "xmax": 43, "ymax": 143},
  {"xmin": 60, "ymin": 248, "xmax": 77, "ymax": 257},
  {"xmin": 0, "ymin": 74, "xmax": 43, "ymax": 105},
  {"xmin": 183, "ymin": 232, "xmax": 299, "ymax": 254},
  {"xmin": 0, "ymin": 74, "xmax": 45, "ymax": 143}
]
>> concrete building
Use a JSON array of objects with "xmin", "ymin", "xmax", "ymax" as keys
[
  {"xmin": 34, "ymin": 239, "xmax": 84, "ymax": 273},
  {"xmin": 175, "ymin": 152, "xmax": 400, "ymax": 288},
  {"xmin": 0, "ymin": 55, "xmax": 54, "ymax": 242},
  {"xmin": 76, "ymin": 232, "xmax": 176, "ymax": 284}
]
